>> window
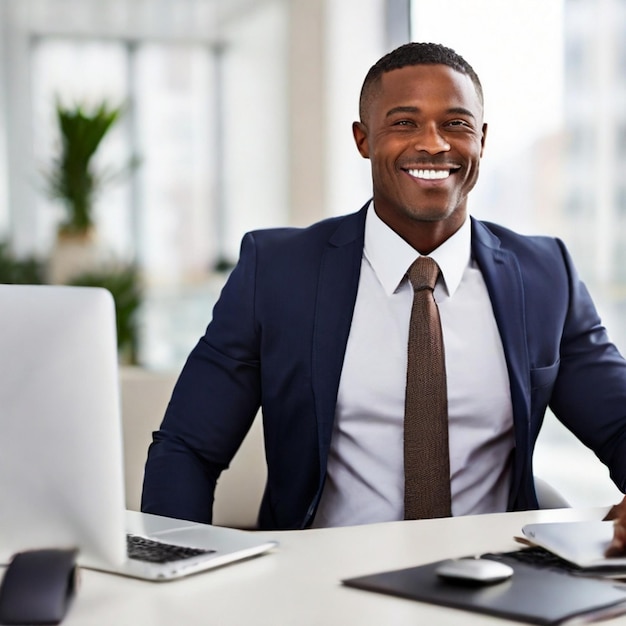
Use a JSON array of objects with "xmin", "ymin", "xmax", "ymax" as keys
[
  {"xmin": 32, "ymin": 37, "xmax": 216, "ymax": 282},
  {"xmin": 10, "ymin": 0, "xmax": 289, "ymax": 368},
  {"xmin": 411, "ymin": 0, "xmax": 625, "ymax": 507}
]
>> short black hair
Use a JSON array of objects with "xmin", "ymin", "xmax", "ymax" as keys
[{"xmin": 359, "ymin": 42, "xmax": 483, "ymax": 121}]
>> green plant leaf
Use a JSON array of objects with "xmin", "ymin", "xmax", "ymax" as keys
[{"xmin": 43, "ymin": 99, "xmax": 134, "ymax": 234}]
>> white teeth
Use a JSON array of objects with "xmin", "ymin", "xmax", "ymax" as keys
[{"xmin": 407, "ymin": 169, "xmax": 451, "ymax": 180}]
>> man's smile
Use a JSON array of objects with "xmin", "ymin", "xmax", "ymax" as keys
[
  {"xmin": 406, "ymin": 168, "xmax": 451, "ymax": 180},
  {"xmin": 403, "ymin": 164, "xmax": 462, "ymax": 181}
]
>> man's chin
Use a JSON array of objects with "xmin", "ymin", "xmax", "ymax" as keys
[{"xmin": 405, "ymin": 207, "xmax": 458, "ymax": 223}]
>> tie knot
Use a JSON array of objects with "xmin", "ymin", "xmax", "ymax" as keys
[{"xmin": 407, "ymin": 256, "xmax": 439, "ymax": 292}]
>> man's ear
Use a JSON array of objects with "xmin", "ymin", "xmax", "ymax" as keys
[
  {"xmin": 480, "ymin": 123, "xmax": 488, "ymax": 157},
  {"xmin": 352, "ymin": 121, "xmax": 370, "ymax": 158}
]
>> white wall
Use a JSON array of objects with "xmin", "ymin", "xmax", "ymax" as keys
[
  {"xmin": 324, "ymin": 0, "xmax": 387, "ymax": 217},
  {"xmin": 0, "ymin": 1, "xmax": 8, "ymax": 237},
  {"xmin": 3, "ymin": 2, "xmax": 38, "ymax": 256},
  {"xmin": 220, "ymin": 0, "xmax": 289, "ymax": 259},
  {"xmin": 287, "ymin": 0, "xmax": 395, "ymax": 224}
]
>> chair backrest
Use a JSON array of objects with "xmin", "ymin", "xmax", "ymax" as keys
[
  {"xmin": 120, "ymin": 367, "xmax": 266, "ymax": 528},
  {"xmin": 122, "ymin": 372, "xmax": 566, "ymax": 522},
  {"xmin": 212, "ymin": 416, "xmax": 266, "ymax": 528},
  {"xmin": 120, "ymin": 367, "xmax": 177, "ymax": 514},
  {"xmin": 534, "ymin": 476, "xmax": 570, "ymax": 509}
]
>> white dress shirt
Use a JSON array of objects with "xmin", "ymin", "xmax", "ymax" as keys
[{"xmin": 312, "ymin": 203, "xmax": 514, "ymax": 528}]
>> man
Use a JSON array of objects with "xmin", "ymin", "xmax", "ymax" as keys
[{"xmin": 142, "ymin": 42, "xmax": 626, "ymax": 538}]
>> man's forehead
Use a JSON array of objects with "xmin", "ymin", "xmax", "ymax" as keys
[{"xmin": 375, "ymin": 64, "xmax": 482, "ymax": 111}]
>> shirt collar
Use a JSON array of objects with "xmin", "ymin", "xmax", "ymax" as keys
[{"xmin": 363, "ymin": 202, "xmax": 471, "ymax": 297}]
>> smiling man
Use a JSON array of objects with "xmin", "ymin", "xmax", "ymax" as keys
[
  {"xmin": 142, "ymin": 43, "xmax": 626, "ymax": 542},
  {"xmin": 353, "ymin": 62, "xmax": 486, "ymax": 253}
]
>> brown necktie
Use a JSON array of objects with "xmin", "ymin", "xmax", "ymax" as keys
[{"xmin": 404, "ymin": 256, "xmax": 451, "ymax": 519}]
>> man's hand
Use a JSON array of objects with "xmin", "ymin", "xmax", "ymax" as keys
[{"xmin": 604, "ymin": 495, "xmax": 626, "ymax": 557}]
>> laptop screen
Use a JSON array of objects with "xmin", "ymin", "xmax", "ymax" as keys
[{"xmin": 0, "ymin": 285, "xmax": 127, "ymax": 566}]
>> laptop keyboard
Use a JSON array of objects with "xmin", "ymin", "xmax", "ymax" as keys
[
  {"xmin": 484, "ymin": 546, "xmax": 581, "ymax": 573},
  {"xmin": 485, "ymin": 546, "xmax": 626, "ymax": 579},
  {"xmin": 126, "ymin": 534, "xmax": 216, "ymax": 564}
]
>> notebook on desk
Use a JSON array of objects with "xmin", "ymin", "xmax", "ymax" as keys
[{"xmin": 0, "ymin": 284, "xmax": 277, "ymax": 581}]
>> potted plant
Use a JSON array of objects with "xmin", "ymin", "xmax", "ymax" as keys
[{"xmin": 44, "ymin": 99, "xmax": 129, "ymax": 283}]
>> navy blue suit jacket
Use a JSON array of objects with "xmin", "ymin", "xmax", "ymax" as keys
[{"xmin": 142, "ymin": 206, "xmax": 626, "ymax": 530}]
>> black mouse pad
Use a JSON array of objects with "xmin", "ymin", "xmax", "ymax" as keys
[{"xmin": 342, "ymin": 558, "xmax": 626, "ymax": 625}]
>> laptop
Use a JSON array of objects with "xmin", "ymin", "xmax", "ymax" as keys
[
  {"xmin": 0, "ymin": 284, "xmax": 277, "ymax": 581},
  {"xmin": 522, "ymin": 521, "xmax": 626, "ymax": 573}
]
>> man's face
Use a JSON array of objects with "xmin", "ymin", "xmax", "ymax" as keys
[{"xmin": 353, "ymin": 64, "xmax": 487, "ymax": 246}]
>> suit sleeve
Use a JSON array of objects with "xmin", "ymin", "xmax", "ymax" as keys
[
  {"xmin": 141, "ymin": 233, "xmax": 262, "ymax": 524},
  {"xmin": 550, "ymin": 239, "xmax": 626, "ymax": 492}
]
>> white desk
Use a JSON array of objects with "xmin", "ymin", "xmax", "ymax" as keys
[{"xmin": 7, "ymin": 507, "xmax": 622, "ymax": 625}]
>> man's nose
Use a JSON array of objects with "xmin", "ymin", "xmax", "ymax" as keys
[{"xmin": 414, "ymin": 124, "xmax": 451, "ymax": 154}]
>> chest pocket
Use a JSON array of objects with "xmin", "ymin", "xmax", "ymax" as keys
[{"xmin": 530, "ymin": 361, "xmax": 560, "ymax": 390}]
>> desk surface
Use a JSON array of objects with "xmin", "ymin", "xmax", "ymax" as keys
[{"xmin": 6, "ymin": 507, "xmax": 622, "ymax": 625}]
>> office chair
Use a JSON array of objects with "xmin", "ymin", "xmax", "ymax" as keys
[
  {"xmin": 120, "ymin": 367, "xmax": 265, "ymax": 529},
  {"xmin": 534, "ymin": 476, "xmax": 570, "ymax": 509}
]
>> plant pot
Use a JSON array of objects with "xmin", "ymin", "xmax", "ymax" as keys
[{"xmin": 47, "ymin": 228, "xmax": 102, "ymax": 284}]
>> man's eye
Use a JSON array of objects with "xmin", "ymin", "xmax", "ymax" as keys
[
  {"xmin": 393, "ymin": 120, "xmax": 414, "ymax": 127},
  {"xmin": 446, "ymin": 120, "xmax": 470, "ymax": 128}
]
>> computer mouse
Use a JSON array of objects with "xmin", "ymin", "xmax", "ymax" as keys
[
  {"xmin": 0, "ymin": 548, "xmax": 78, "ymax": 625},
  {"xmin": 435, "ymin": 557, "xmax": 514, "ymax": 585}
]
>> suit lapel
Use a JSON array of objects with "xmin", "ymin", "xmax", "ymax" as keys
[
  {"xmin": 471, "ymin": 219, "xmax": 531, "ymax": 505},
  {"xmin": 311, "ymin": 208, "xmax": 367, "ymax": 478}
]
